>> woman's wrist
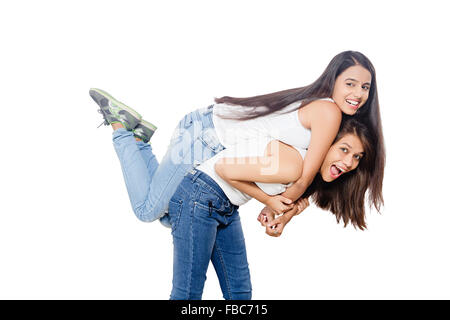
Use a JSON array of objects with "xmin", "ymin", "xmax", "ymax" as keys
[
  {"xmin": 261, "ymin": 194, "xmax": 272, "ymax": 206},
  {"xmin": 283, "ymin": 208, "xmax": 296, "ymax": 222}
]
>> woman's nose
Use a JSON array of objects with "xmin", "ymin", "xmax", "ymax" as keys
[
  {"xmin": 343, "ymin": 155, "xmax": 353, "ymax": 168},
  {"xmin": 353, "ymin": 88, "xmax": 362, "ymax": 98}
]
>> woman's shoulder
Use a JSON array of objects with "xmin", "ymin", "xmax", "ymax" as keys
[
  {"xmin": 308, "ymin": 99, "xmax": 340, "ymax": 113},
  {"xmin": 301, "ymin": 99, "xmax": 341, "ymax": 124}
]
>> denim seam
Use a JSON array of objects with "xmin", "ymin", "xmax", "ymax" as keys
[
  {"xmin": 194, "ymin": 177, "xmax": 227, "ymax": 201},
  {"xmin": 214, "ymin": 241, "xmax": 232, "ymax": 300},
  {"xmin": 194, "ymin": 201, "xmax": 218, "ymax": 211},
  {"xmin": 168, "ymin": 199, "xmax": 183, "ymax": 232},
  {"xmin": 188, "ymin": 200, "xmax": 198, "ymax": 299},
  {"xmin": 198, "ymin": 129, "xmax": 224, "ymax": 153},
  {"xmin": 198, "ymin": 136, "xmax": 223, "ymax": 153}
]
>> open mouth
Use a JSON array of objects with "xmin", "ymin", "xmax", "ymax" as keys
[
  {"xmin": 330, "ymin": 164, "xmax": 345, "ymax": 179},
  {"xmin": 345, "ymin": 99, "xmax": 360, "ymax": 110}
]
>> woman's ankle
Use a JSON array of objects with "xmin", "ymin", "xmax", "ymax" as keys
[{"xmin": 111, "ymin": 122, "xmax": 125, "ymax": 131}]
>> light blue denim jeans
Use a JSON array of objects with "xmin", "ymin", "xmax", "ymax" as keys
[
  {"xmin": 168, "ymin": 169, "xmax": 252, "ymax": 300},
  {"xmin": 112, "ymin": 105, "xmax": 225, "ymax": 226}
]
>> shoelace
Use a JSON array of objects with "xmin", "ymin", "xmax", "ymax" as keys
[{"xmin": 96, "ymin": 109, "xmax": 110, "ymax": 128}]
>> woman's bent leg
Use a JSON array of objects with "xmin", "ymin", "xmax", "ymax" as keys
[
  {"xmin": 114, "ymin": 106, "xmax": 224, "ymax": 223},
  {"xmin": 113, "ymin": 129, "xmax": 158, "ymax": 221}
]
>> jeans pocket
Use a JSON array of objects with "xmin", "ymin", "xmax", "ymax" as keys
[
  {"xmin": 168, "ymin": 199, "xmax": 183, "ymax": 232},
  {"xmin": 199, "ymin": 128, "xmax": 225, "ymax": 153}
]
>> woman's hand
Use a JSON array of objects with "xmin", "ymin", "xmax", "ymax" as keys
[
  {"xmin": 257, "ymin": 206, "xmax": 276, "ymax": 226},
  {"xmin": 265, "ymin": 197, "xmax": 310, "ymax": 237},
  {"xmin": 264, "ymin": 195, "xmax": 294, "ymax": 215},
  {"xmin": 294, "ymin": 198, "xmax": 309, "ymax": 215},
  {"xmin": 266, "ymin": 213, "xmax": 290, "ymax": 237}
]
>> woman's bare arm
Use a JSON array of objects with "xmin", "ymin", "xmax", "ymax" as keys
[
  {"xmin": 279, "ymin": 100, "xmax": 342, "ymax": 201},
  {"xmin": 214, "ymin": 140, "xmax": 302, "ymax": 214},
  {"xmin": 214, "ymin": 140, "xmax": 303, "ymax": 184}
]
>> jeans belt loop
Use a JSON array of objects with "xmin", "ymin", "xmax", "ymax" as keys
[{"xmin": 189, "ymin": 169, "xmax": 201, "ymax": 182}]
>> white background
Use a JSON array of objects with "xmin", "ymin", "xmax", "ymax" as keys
[{"xmin": 1, "ymin": 0, "xmax": 449, "ymax": 299}]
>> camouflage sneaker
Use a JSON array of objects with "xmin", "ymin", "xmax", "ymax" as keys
[
  {"xmin": 133, "ymin": 119, "xmax": 157, "ymax": 143},
  {"xmin": 89, "ymin": 88, "xmax": 142, "ymax": 130}
]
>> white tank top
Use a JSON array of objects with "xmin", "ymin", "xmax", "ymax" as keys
[{"xmin": 197, "ymin": 98, "xmax": 333, "ymax": 205}]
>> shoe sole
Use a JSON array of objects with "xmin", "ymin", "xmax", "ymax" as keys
[
  {"xmin": 139, "ymin": 119, "xmax": 158, "ymax": 131},
  {"xmin": 89, "ymin": 88, "xmax": 142, "ymax": 121}
]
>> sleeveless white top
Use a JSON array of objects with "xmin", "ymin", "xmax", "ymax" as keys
[{"xmin": 197, "ymin": 98, "xmax": 333, "ymax": 205}]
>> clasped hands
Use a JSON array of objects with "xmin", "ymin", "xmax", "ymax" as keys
[{"xmin": 258, "ymin": 196, "xmax": 309, "ymax": 237}]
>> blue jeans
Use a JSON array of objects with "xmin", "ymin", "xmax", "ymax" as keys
[
  {"xmin": 168, "ymin": 169, "xmax": 252, "ymax": 300},
  {"xmin": 112, "ymin": 105, "xmax": 225, "ymax": 225}
]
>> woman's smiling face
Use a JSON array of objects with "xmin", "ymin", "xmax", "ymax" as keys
[
  {"xmin": 320, "ymin": 133, "xmax": 365, "ymax": 182},
  {"xmin": 332, "ymin": 65, "xmax": 372, "ymax": 115}
]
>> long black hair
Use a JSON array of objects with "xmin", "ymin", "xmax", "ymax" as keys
[{"xmin": 304, "ymin": 118, "xmax": 381, "ymax": 230}]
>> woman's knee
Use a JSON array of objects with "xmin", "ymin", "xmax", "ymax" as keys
[{"xmin": 133, "ymin": 201, "xmax": 163, "ymax": 222}]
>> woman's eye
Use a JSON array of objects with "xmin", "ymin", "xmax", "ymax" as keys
[
  {"xmin": 362, "ymin": 85, "xmax": 370, "ymax": 91},
  {"xmin": 354, "ymin": 154, "xmax": 362, "ymax": 160},
  {"xmin": 346, "ymin": 83, "xmax": 354, "ymax": 87},
  {"xmin": 340, "ymin": 148, "xmax": 348, "ymax": 153}
]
